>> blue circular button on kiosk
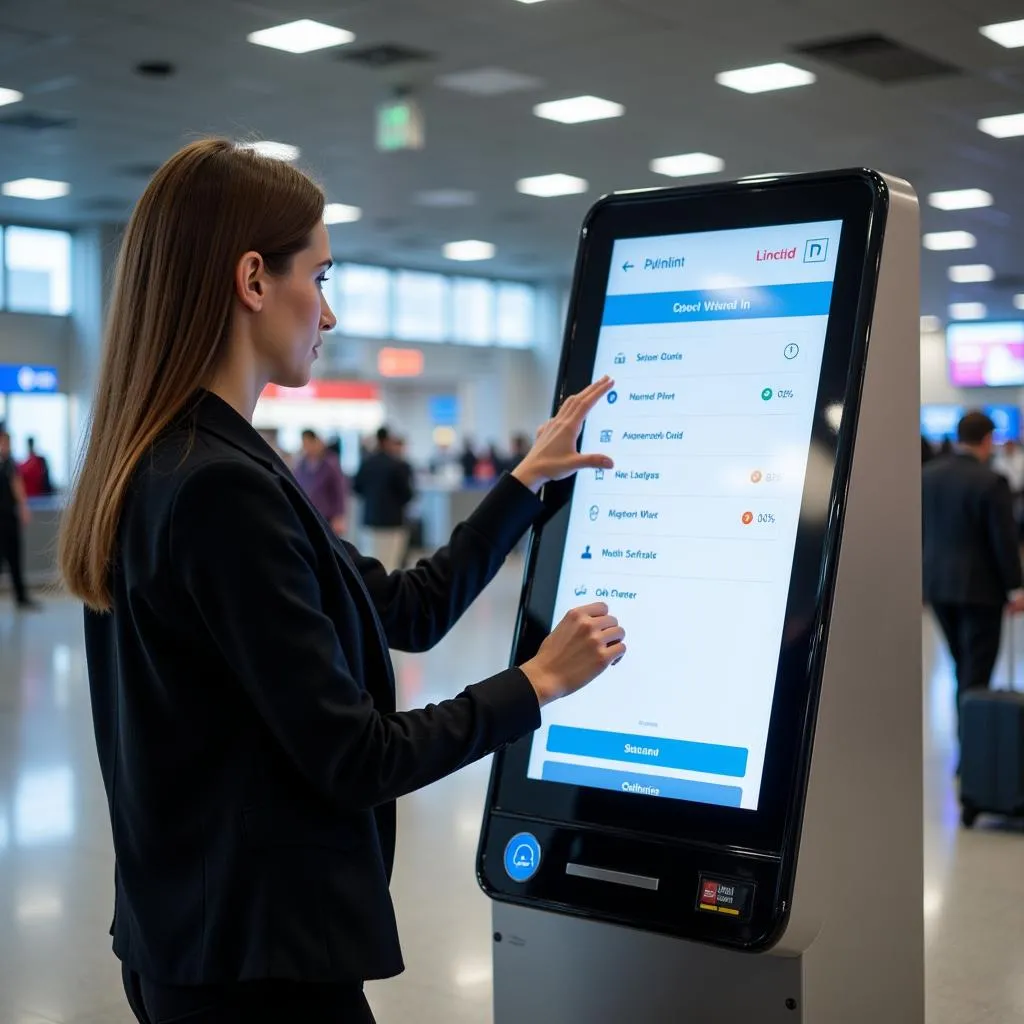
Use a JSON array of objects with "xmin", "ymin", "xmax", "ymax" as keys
[{"xmin": 504, "ymin": 832, "xmax": 542, "ymax": 882}]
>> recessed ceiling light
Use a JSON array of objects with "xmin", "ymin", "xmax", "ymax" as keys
[
  {"xmin": 715, "ymin": 62, "xmax": 816, "ymax": 94},
  {"xmin": 247, "ymin": 19, "xmax": 354, "ymax": 54},
  {"xmin": 948, "ymin": 264, "xmax": 994, "ymax": 283},
  {"xmin": 516, "ymin": 173, "xmax": 589, "ymax": 197},
  {"xmin": 978, "ymin": 113, "xmax": 1024, "ymax": 138},
  {"xmin": 920, "ymin": 315, "xmax": 942, "ymax": 332},
  {"xmin": 415, "ymin": 189, "xmax": 477, "ymax": 208},
  {"xmin": 980, "ymin": 19, "xmax": 1024, "ymax": 48},
  {"xmin": 949, "ymin": 302, "xmax": 987, "ymax": 320},
  {"xmin": 324, "ymin": 203, "xmax": 361, "ymax": 224},
  {"xmin": 927, "ymin": 189, "xmax": 993, "ymax": 211},
  {"xmin": 650, "ymin": 152, "xmax": 725, "ymax": 177},
  {"xmin": 922, "ymin": 231, "xmax": 977, "ymax": 251},
  {"xmin": 1, "ymin": 177, "xmax": 70, "ymax": 200},
  {"xmin": 514, "ymin": 0, "xmax": 549, "ymax": 4},
  {"xmin": 437, "ymin": 67, "xmax": 542, "ymax": 97},
  {"xmin": 533, "ymin": 95, "xmax": 624, "ymax": 124},
  {"xmin": 443, "ymin": 239, "xmax": 496, "ymax": 262},
  {"xmin": 0, "ymin": 87, "xmax": 23, "ymax": 108},
  {"xmin": 238, "ymin": 140, "xmax": 300, "ymax": 161}
]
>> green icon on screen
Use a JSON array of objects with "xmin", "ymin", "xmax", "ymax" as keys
[{"xmin": 761, "ymin": 387, "xmax": 773, "ymax": 401}]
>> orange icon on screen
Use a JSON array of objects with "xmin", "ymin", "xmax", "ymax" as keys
[
  {"xmin": 750, "ymin": 470, "xmax": 763, "ymax": 484},
  {"xmin": 741, "ymin": 511, "xmax": 754, "ymax": 525}
]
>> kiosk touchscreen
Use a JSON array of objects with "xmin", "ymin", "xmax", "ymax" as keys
[{"xmin": 478, "ymin": 170, "xmax": 912, "ymax": 954}]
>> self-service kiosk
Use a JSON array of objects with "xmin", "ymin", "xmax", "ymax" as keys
[{"xmin": 478, "ymin": 171, "xmax": 923, "ymax": 1022}]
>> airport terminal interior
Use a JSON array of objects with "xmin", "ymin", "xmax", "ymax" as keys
[{"xmin": 3, "ymin": 0, "xmax": 1024, "ymax": 1021}]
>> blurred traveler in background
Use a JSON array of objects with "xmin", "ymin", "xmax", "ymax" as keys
[
  {"xmin": 0, "ymin": 429, "xmax": 38, "ymax": 610},
  {"xmin": 56, "ymin": 138, "xmax": 624, "ymax": 1023},
  {"xmin": 294, "ymin": 428, "xmax": 347, "ymax": 536},
  {"xmin": 505, "ymin": 433, "xmax": 532, "ymax": 475},
  {"xmin": 473, "ymin": 445, "xmax": 500, "ymax": 484},
  {"xmin": 19, "ymin": 437, "xmax": 53, "ymax": 497},
  {"xmin": 354, "ymin": 426, "xmax": 415, "ymax": 572},
  {"xmin": 459, "ymin": 439, "xmax": 478, "ymax": 483},
  {"xmin": 939, "ymin": 437, "xmax": 954, "ymax": 457},
  {"xmin": 993, "ymin": 437, "xmax": 1024, "ymax": 532},
  {"xmin": 921, "ymin": 436, "xmax": 935, "ymax": 465},
  {"xmin": 923, "ymin": 411, "xmax": 1024, "ymax": 754}
]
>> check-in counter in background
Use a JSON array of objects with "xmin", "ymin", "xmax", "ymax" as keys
[
  {"xmin": 0, "ymin": 496, "xmax": 63, "ymax": 593},
  {"xmin": 416, "ymin": 483, "xmax": 493, "ymax": 550}
]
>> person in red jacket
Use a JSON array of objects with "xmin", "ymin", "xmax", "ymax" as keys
[{"xmin": 18, "ymin": 437, "xmax": 52, "ymax": 498}]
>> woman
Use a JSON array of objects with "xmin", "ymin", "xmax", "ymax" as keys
[{"xmin": 58, "ymin": 139, "xmax": 626, "ymax": 1024}]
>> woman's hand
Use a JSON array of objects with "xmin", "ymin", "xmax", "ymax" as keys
[
  {"xmin": 511, "ymin": 376, "xmax": 616, "ymax": 494},
  {"xmin": 520, "ymin": 602, "xmax": 626, "ymax": 706}
]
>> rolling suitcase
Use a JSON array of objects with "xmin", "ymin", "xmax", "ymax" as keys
[{"xmin": 959, "ymin": 689, "xmax": 1024, "ymax": 827}]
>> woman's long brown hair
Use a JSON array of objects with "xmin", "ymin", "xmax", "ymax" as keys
[{"xmin": 58, "ymin": 139, "xmax": 324, "ymax": 610}]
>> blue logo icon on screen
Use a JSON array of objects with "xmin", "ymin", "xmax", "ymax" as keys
[
  {"xmin": 600, "ymin": 429, "xmax": 613, "ymax": 443},
  {"xmin": 504, "ymin": 832, "xmax": 542, "ymax": 882},
  {"xmin": 804, "ymin": 238, "xmax": 828, "ymax": 263},
  {"xmin": 607, "ymin": 390, "xmax": 618, "ymax": 404}
]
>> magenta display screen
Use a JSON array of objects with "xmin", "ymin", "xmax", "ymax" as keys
[{"xmin": 947, "ymin": 321, "xmax": 1024, "ymax": 387}]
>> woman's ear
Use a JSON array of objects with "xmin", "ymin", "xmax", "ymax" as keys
[{"xmin": 235, "ymin": 251, "xmax": 266, "ymax": 312}]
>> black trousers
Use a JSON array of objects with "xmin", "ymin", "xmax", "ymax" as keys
[
  {"xmin": 931, "ymin": 602, "xmax": 1003, "ymax": 744},
  {"xmin": 123, "ymin": 965, "xmax": 376, "ymax": 1024},
  {"xmin": 0, "ymin": 514, "xmax": 28, "ymax": 604}
]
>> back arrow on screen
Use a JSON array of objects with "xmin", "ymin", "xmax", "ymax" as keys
[{"xmin": 623, "ymin": 261, "xmax": 634, "ymax": 272}]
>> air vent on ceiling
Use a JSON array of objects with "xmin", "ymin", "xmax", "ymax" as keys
[
  {"xmin": 0, "ymin": 111, "xmax": 74, "ymax": 131},
  {"xmin": 82, "ymin": 197, "xmax": 130, "ymax": 212},
  {"xmin": 118, "ymin": 162, "xmax": 161, "ymax": 179},
  {"xmin": 341, "ymin": 44, "xmax": 434, "ymax": 69},
  {"xmin": 793, "ymin": 33, "xmax": 959, "ymax": 83}
]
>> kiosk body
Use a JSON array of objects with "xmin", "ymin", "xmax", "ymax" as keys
[{"xmin": 479, "ymin": 171, "xmax": 923, "ymax": 1021}]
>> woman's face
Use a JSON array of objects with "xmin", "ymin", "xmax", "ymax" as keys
[{"xmin": 254, "ymin": 222, "xmax": 336, "ymax": 388}]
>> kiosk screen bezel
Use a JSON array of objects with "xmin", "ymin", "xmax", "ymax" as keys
[{"xmin": 486, "ymin": 171, "xmax": 888, "ymax": 856}]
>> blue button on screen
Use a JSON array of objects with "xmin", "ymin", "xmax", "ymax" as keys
[
  {"xmin": 546, "ymin": 725, "xmax": 748, "ymax": 778},
  {"xmin": 504, "ymin": 832, "xmax": 542, "ymax": 882}
]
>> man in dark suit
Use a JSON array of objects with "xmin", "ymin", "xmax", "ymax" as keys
[
  {"xmin": 353, "ymin": 427, "xmax": 414, "ymax": 572},
  {"xmin": 923, "ymin": 410, "xmax": 1024, "ymax": 744}
]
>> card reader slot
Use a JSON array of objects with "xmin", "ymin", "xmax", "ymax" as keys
[{"xmin": 565, "ymin": 863, "xmax": 660, "ymax": 891}]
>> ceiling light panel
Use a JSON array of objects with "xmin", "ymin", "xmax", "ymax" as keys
[
  {"xmin": 650, "ymin": 152, "xmax": 725, "ymax": 177},
  {"xmin": 927, "ymin": 189, "xmax": 993, "ymax": 211},
  {"xmin": 980, "ymin": 19, "xmax": 1024, "ymax": 48},
  {"xmin": 247, "ymin": 19, "xmax": 354, "ymax": 54},
  {"xmin": 1, "ymin": 178, "xmax": 70, "ymax": 200},
  {"xmin": 949, "ymin": 302, "xmax": 987, "ymax": 320},
  {"xmin": 324, "ymin": 203, "xmax": 361, "ymax": 224},
  {"xmin": 238, "ymin": 141, "xmax": 300, "ymax": 161},
  {"xmin": 516, "ymin": 173, "xmax": 589, "ymax": 197},
  {"xmin": 715, "ymin": 62, "xmax": 816, "ymax": 94},
  {"xmin": 978, "ymin": 113, "xmax": 1024, "ymax": 138},
  {"xmin": 415, "ymin": 189, "xmax": 477, "ymax": 208},
  {"xmin": 444, "ymin": 240, "xmax": 495, "ymax": 261},
  {"xmin": 0, "ymin": 87, "xmax": 23, "ymax": 108},
  {"xmin": 534, "ymin": 95, "xmax": 624, "ymax": 124},
  {"xmin": 948, "ymin": 264, "xmax": 994, "ymax": 283},
  {"xmin": 922, "ymin": 231, "xmax": 976, "ymax": 251},
  {"xmin": 437, "ymin": 67, "xmax": 542, "ymax": 97}
]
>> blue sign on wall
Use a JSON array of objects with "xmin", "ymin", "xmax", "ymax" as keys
[
  {"xmin": 429, "ymin": 394, "xmax": 459, "ymax": 427},
  {"xmin": 0, "ymin": 365, "xmax": 59, "ymax": 393}
]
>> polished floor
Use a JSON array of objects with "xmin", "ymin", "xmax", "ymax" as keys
[{"xmin": 0, "ymin": 565, "xmax": 1022, "ymax": 1024}]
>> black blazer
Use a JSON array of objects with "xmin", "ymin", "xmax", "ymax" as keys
[
  {"xmin": 922, "ymin": 451, "xmax": 1022, "ymax": 606},
  {"xmin": 84, "ymin": 391, "xmax": 543, "ymax": 986}
]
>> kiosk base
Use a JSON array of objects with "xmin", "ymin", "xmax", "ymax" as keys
[{"xmin": 493, "ymin": 903, "xmax": 801, "ymax": 1023}]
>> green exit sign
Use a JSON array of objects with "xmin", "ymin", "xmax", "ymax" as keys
[{"xmin": 376, "ymin": 97, "xmax": 424, "ymax": 152}]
